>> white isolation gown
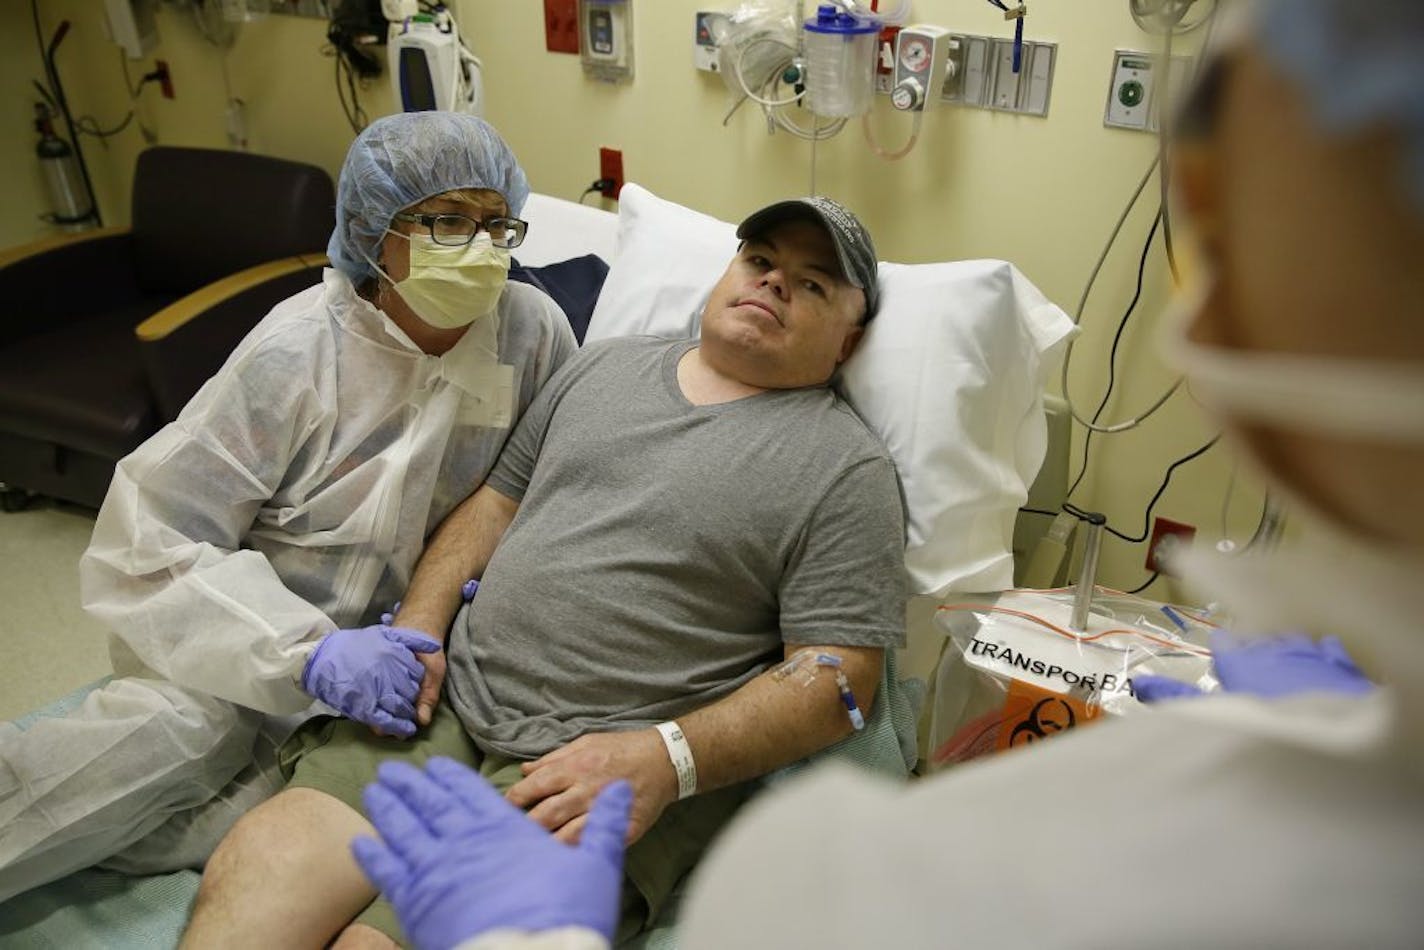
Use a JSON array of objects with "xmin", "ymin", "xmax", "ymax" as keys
[{"xmin": 0, "ymin": 269, "xmax": 575, "ymax": 900}]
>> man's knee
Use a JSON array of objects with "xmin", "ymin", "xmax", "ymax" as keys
[
  {"xmin": 195, "ymin": 786, "xmax": 370, "ymax": 909},
  {"xmin": 331, "ymin": 923, "xmax": 401, "ymax": 949},
  {"xmin": 186, "ymin": 787, "xmax": 377, "ymax": 947}
]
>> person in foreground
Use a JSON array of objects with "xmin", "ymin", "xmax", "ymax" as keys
[
  {"xmin": 0, "ymin": 112, "xmax": 574, "ymax": 901},
  {"xmin": 348, "ymin": 1, "xmax": 1424, "ymax": 947},
  {"xmin": 181, "ymin": 195, "xmax": 915, "ymax": 948}
]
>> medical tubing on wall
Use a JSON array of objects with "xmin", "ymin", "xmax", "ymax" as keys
[
  {"xmin": 735, "ymin": 37, "xmax": 804, "ymax": 108},
  {"xmin": 1066, "ymin": 211, "xmax": 1165, "ymax": 500},
  {"xmin": 1158, "ymin": 27, "xmax": 1182, "ymax": 285},
  {"xmin": 1061, "ymin": 155, "xmax": 1182, "ymax": 434},
  {"xmin": 861, "ymin": 109, "xmax": 922, "ymax": 161},
  {"xmin": 1073, "ymin": 156, "xmax": 1159, "ymax": 325},
  {"xmin": 725, "ymin": 20, "xmax": 846, "ymax": 142}
]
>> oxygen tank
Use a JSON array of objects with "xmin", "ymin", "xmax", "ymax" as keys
[{"xmin": 34, "ymin": 103, "xmax": 93, "ymax": 232}]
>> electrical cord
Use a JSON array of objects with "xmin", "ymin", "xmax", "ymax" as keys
[
  {"xmin": 1018, "ymin": 507, "xmax": 1060, "ymax": 518},
  {"xmin": 1059, "ymin": 151, "xmax": 1182, "ymax": 436},
  {"xmin": 333, "ymin": 48, "xmax": 369, "ymax": 134},
  {"xmin": 1126, "ymin": 572, "xmax": 1160, "ymax": 595},
  {"xmin": 1065, "ymin": 210, "xmax": 1163, "ymax": 500},
  {"xmin": 1038, "ymin": 434, "xmax": 1219, "ymax": 547},
  {"xmin": 74, "ymin": 111, "xmax": 134, "ymax": 141},
  {"xmin": 579, "ymin": 179, "xmax": 616, "ymax": 204},
  {"xmin": 1104, "ymin": 434, "xmax": 1221, "ymax": 544},
  {"xmin": 75, "ymin": 48, "xmax": 166, "ymax": 145}
]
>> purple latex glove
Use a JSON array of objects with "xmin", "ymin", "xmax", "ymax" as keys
[
  {"xmin": 380, "ymin": 579, "xmax": 479, "ymax": 626},
  {"xmin": 1134, "ymin": 630, "xmax": 1375, "ymax": 703},
  {"xmin": 301, "ymin": 626, "xmax": 440, "ymax": 737},
  {"xmin": 352, "ymin": 758, "xmax": 632, "ymax": 950}
]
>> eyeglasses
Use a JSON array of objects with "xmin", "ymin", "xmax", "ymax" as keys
[{"xmin": 391, "ymin": 211, "xmax": 528, "ymax": 249}]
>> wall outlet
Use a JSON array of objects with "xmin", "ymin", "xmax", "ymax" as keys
[
  {"xmin": 155, "ymin": 59, "xmax": 174, "ymax": 98},
  {"xmin": 1145, "ymin": 517, "xmax": 1196, "ymax": 575},
  {"xmin": 694, "ymin": 11, "xmax": 728, "ymax": 72},
  {"xmin": 544, "ymin": 0, "xmax": 579, "ymax": 54},
  {"xmin": 598, "ymin": 146, "xmax": 623, "ymax": 198}
]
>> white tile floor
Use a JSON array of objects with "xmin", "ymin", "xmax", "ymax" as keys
[{"xmin": 0, "ymin": 501, "xmax": 112, "ymax": 721}]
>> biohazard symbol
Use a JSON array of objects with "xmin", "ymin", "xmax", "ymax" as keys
[{"xmin": 1008, "ymin": 696, "xmax": 1078, "ymax": 747}]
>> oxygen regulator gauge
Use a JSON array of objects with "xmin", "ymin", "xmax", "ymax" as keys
[
  {"xmin": 899, "ymin": 35, "xmax": 932, "ymax": 74},
  {"xmin": 890, "ymin": 25, "xmax": 952, "ymax": 113}
]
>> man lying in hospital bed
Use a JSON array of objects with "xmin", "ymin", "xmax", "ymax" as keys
[
  {"xmin": 183, "ymin": 194, "xmax": 916, "ymax": 948},
  {"xmin": 0, "ymin": 182, "xmax": 1072, "ymax": 947},
  {"xmin": 181, "ymin": 186, "xmax": 1075, "ymax": 948}
]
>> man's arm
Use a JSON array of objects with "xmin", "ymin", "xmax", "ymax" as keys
[
  {"xmin": 395, "ymin": 484, "xmax": 520, "ymax": 724},
  {"xmin": 677, "ymin": 641, "xmax": 881, "ymax": 787},
  {"xmin": 396, "ymin": 484, "xmax": 520, "ymax": 640},
  {"xmin": 506, "ymin": 643, "xmax": 882, "ymax": 845}
]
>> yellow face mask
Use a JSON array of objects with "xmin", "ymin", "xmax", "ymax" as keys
[{"xmin": 374, "ymin": 231, "xmax": 511, "ymax": 330}]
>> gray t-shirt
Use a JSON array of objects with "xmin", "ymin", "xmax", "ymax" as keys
[{"xmin": 446, "ymin": 336, "xmax": 908, "ymax": 758}]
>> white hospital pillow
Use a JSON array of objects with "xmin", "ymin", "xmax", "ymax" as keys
[
  {"xmin": 586, "ymin": 184, "xmax": 1075, "ymax": 595},
  {"xmin": 584, "ymin": 184, "xmax": 738, "ymax": 343}
]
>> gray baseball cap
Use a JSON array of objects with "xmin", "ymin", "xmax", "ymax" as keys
[{"xmin": 736, "ymin": 196, "xmax": 880, "ymax": 320}]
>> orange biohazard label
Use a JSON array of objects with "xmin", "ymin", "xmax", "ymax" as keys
[{"xmin": 932, "ymin": 679, "xmax": 1102, "ymax": 768}]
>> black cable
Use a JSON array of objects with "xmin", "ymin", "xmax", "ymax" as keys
[
  {"xmin": 1017, "ymin": 507, "xmax": 1060, "ymax": 518},
  {"xmin": 1103, "ymin": 434, "xmax": 1220, "ymax": 544},
  {"xmin": 578, "ymin": 179, "xmax": 616, "ymax": 204},
  {"xmin": 346, "ymin": 51, "xmax": 368, "ymax": 128},
  {"xmin": 334, "ymin": 51, "xmax": 365, "ymax": 134},
  {"xmin": 1126, "ymin": 572, "xmax": 1160, "ymax": 595},
  {"xmin": 75, "ymin": 110, "xmax": 134, "ymax": 140},
  {"xmin": 1065, "ymin": 209, "xmax": 1163, "ymax": 501}
]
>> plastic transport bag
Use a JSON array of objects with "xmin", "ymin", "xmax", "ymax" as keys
[{"xmin": 927, "ymin": 588, "xmax": 1216, "ymax": 769}]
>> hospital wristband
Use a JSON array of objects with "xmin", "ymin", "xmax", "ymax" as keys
[{"xmin": 655, "ymin": 721, "xmax": 697, "ymax": 800}]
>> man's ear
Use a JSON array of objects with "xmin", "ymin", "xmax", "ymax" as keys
[{"xmin": 837, "ymin": 323, "xmax": 865, "ymax": 364}]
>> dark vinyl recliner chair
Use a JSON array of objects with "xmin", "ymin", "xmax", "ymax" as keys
[{"xmin": 0, "ymin": 146, "xmax": 335, "ymax": 510}]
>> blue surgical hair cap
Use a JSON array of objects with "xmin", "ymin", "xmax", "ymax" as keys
[
  {"xmin": 1256, "ymin": 0, "xmax": 1424, "ymax": 214},
  {"xmin": 328, "ymin": 112, "xmax": 531, "ymax": 282}
]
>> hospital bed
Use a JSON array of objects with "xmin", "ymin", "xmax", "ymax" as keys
[{"xmin": 0, "ymin": 188, "xmax": 1071, "ymax": 949}]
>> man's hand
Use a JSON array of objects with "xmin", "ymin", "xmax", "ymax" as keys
[
  {"xmin": 378, "ymin": 578, "xmax": 478, "ymax": 733},
  {"xmin": 506, "ymin": 730, "xmax": 678, "ymax": 845},
  {"xmin": 412, "ymin": 649, "xmax": 446, "ymax": 727}
]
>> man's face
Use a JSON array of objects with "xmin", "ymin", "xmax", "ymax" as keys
[
  {"xmin": 378, "ymin": 188, "xmax": 509, "ymax": 283},
  {"xmin": 700, "ymin": 218, "xmax": 867, "ymax": 389}
]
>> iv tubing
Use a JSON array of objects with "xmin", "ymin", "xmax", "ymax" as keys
[{"xmin": 861, "ymin": 108, "xmax": 923, "ymax": 161}]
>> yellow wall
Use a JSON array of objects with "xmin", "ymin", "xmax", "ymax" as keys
[{"xmin": 0, "ymin": 0, "xmax": 1268, "ymax": 594}]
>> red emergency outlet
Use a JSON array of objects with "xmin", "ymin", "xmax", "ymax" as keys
[{"xmin": 544, "ymin": 0, "xmax": 579, "ymax": 54}]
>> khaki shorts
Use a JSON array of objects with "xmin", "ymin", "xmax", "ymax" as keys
[{"xmin": 280, "ymin": 702, "xmax": 750, "ymax": 947}]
